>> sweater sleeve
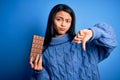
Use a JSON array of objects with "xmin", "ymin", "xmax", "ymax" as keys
[
  {"xmin": 30, "ymin": 55, "xmax": 50, "ymax": 80},
  {"xmin": 30, "ymin": 68, "xmax": 50, "ymax": 80},
  {"xmin": 89, "ymin": 22, "xmax": 117, "ymax": 62}
]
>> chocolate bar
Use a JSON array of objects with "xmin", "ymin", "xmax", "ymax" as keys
[{"xmin": 30, "ymin": 35, "xmax": 44, "ymax": 58}]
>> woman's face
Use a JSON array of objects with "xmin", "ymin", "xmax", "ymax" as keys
[{"xmin": 54, "ymin": 11, "xmax": 72, "ymax": 37}]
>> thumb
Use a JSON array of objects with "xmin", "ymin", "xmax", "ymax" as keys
[
  {"xmin": 81, "ymin": 29, "xmax": 93, "ymax": 51},
  {"xmin": 38, "ymin": 56, "xmax": 43, "ymax": 70},
  {"xmin": 82, "ymin": 39, "xmax": 86, "ymax": 51},
  {"xmin": 81, "ymin": 33, "xmax": 91, "ymax": 51}
]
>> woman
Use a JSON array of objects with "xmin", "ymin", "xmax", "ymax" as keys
[{"xmin": 30, "ymin": 4, "xmax": 117, "ymax": 80}]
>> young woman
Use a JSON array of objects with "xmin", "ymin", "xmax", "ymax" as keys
[{"xmin": 30, "ymin": 4, "xmax": 117, "ymax": 80}]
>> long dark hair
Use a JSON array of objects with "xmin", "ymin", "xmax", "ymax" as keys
[{"xmin": 44, "ymin": 4, "xmax": 76, "ymax": 46}]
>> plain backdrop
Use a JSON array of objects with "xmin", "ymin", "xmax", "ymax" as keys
[{"xmin": 0, "ymin": 0, "xmax": 120, "ymax": 80}]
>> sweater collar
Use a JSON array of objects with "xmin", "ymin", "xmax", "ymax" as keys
[{"xmin": 50, "ymin": 34, "xmax": 70, "ymax": 45}]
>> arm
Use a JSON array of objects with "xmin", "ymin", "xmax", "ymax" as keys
[
  {"xmin": 74, "ymin": 22, "xmax": 117, "ymax": 62},
  {"xmin": 89, "ymin": 22, "xmax": 117, "ymax": 62},
  {"xmin": 30, "ymin": 54, "xmax": 50, "ymax": 80}
]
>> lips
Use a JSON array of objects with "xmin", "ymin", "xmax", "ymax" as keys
[{"xmin": 59, "ymin": 28, "xmax": 65, "ymax": 31}]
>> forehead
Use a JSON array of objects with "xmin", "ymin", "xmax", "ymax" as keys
[{"xmin": 55, "ymin": 11, "xmax": 72, "ymax": 19}]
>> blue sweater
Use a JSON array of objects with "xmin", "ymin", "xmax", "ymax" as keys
[{"xmin": 31, "ymin": 23, "xmax": 117, "ymax": 80}]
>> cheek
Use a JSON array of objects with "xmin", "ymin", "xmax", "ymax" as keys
[
  {"xmin": 53, "ymin": 23, "xmax": 59, "ymax": 31},
  {"xmin": 66, "ymin": 24, "xmax": 71, "ymax": 30},
  {"xmin": 53, "ymin": 23, "xmax": 57, "ymax": 29},
  {"xmin": 54, "ymin": 21, "xmax": 60, "ymax": 29}
]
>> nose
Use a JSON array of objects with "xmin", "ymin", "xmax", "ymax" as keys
[{"xmin": 61, "ymin": 21, "xmax": 65, "ymax": 27}]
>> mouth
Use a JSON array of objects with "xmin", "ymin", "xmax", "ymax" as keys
[{"xmin": 59, "ymin": 28, "xmax": 65, "ymax": 31}]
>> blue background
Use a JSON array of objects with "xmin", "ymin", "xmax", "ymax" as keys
[{"xmin": 0, "ymin": 0, "xmax": 120, "ymax": 80}]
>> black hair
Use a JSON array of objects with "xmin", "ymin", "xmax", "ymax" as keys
[{"xmin": 43, "ymin": 4, "xmax": 76, "ymax": 46}]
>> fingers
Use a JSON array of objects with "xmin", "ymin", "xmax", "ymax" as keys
[
  {"xmin": 38, "ymin": 56, "xmax": 43, "ymax": 70},
  {"xmin": 29, "ymin": 54, "xmax": 43, "ymax": 71},
  {"xmin": 34, "ymin": 54, "xmax": 43, "ymax": 71},
  {"xmin": 74, "ymin": 30, "xmax": 84, "ymax": 44},
  {"xmin": 29, "ymin": 55, "xmax": 34, "ymax": 68},
  {"xmin": 74, "ymin": 29, "xmax": 93, "ymax": 51},
  {"xmin": 34, "ymin": 54, "xmax": 40, "ymax": 69},
  {"xmin": 82, "ymin": 30, "xmax": 93, "ymax": 51},
  {"xmin": 75, "ymin": 35, "xmax": 86, "ymax": 51},
  {"xmin": 74, "ymin": 36, "xmax": 82, "ymax": 44}
]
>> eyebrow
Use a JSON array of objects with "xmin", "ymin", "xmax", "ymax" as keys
[{"xmin": 56, "ymin": 16, "xmax": 71, "ymax": 20}]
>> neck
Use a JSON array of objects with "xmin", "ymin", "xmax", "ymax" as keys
[{"xmin": 55, "ymin": 34, "xmax": 66, "ymax": 37}]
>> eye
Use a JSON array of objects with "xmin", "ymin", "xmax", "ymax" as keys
[
  {"xmin": 55, "ymin": 17, "xmax": 62, "ymax": 22},
  {"xmin": 66, "ymin": 19, "xmax": 71, "ymax": 23},
  {"xmin": 56, "ymin": 18, "xmax": 61, "ymax": 21}
]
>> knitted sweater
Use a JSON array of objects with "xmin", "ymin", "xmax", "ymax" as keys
[{"xmin": 31, "ymin": 23, "xmax": 117, "ymax": 80}]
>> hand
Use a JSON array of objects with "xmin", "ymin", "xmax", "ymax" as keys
[
  {"xmin": 74, "ymin": 29, "xmax": 93, "ymax": 51},
  {"xmin": 29, "ymin": 54, "xmax": 43, "ymax": 71}
]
